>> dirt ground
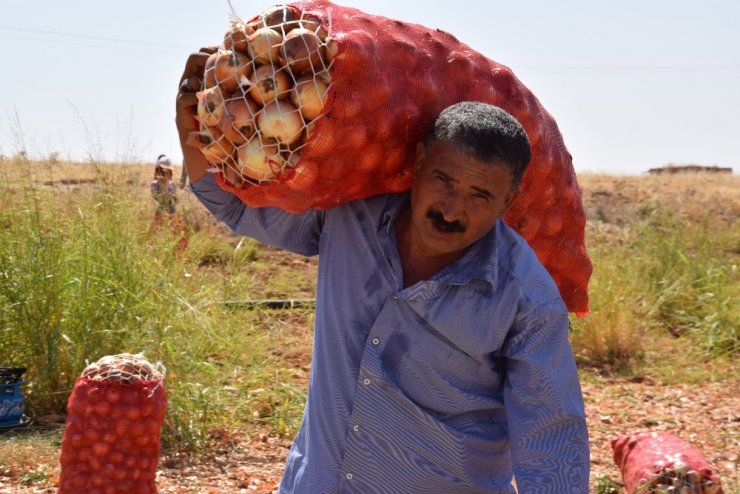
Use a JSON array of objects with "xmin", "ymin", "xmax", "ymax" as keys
[{"xmin": 1, "ymin": 171, "xmax": 738, "ymax": 493}]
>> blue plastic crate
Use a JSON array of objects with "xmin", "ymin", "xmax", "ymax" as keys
[{"xmin": 0, "ymin": 368, "xmax": 26, "ymax": 428}]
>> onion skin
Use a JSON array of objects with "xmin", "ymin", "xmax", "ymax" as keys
[
  {"xmin": 237, "ymin": 138, "xmax": 284, "ymax": 182},
  {"xmin": 281, "ymin": 28, "xmax": 325, "ymax": 74},
  {"xmin": 290, "ymin": 74, "xmax": 329, "ymax": 120},
  {"xmin": 324, "ymin": 40, "xmax": 339, "ymax": 64},
  {"xmin": 221, "ymin": 97, "xmax": 259, "ymax": 144},
  {"xmin": 196, "ymin": 87, "xmax": 225, "ymax": 127},
  {"xmin": 223, "ymin": 22, "xmax": 253, "ymax": 55},
  {"xmin": 247, "ymin": 64, "xmax": 291, "ymax": 104},
  {"xmin": 201, "ymin": 131, "xmax": 236, "ymax": 166},
  {"xmin": 300, "ymin": 16, "xmax": 329, "ymax": 42},
  {"xmin": 257, "ymin": 100, "xmax": 304, "ymax": 146},
  {"xmin": 257, "ymin": 5, "xmax": 301, "ymax": 32},
  {"xmin": 204, "ymin": 50, "xmax": 251, "ymax": 94},
  {"xmin": 248, "ymin": 27, "xmax": 283, "ymax": 65}
]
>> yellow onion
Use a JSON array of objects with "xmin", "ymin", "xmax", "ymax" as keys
[
  {"xmin": 247, "ymin": 64, "xmax": 291, "ymax": 104},
  {"xmin": 281, "ymin": 28, "xmax": 325, "ymax": 74},
  {"xmin": 204, "ymin": 50, "xmax": 252, "ymax": 94},
  {"xmin": 299, "ymin": 16, "xmax": 329, "ymax": 41},
  {"xmin": 257, "ymin": 5, "xmax": 301, "ymax": 32},
  {"xmin": 257, "ymin": 100, "xmax": 304, "ymax": 146},
  {"xmin": 223, "ymin": 22, "xmax": 253, "ymax": 55},
  {"xmin": 248, "ymin": 27, "xmax": 283, "ymax": 65},
  {"xmin": 324, "ymin": 40, "xmax": 339, "ymax": 64},
  {"xmin": 196, "ymin": 87, "xmax": 225, "ymax": 127},
  {"xmin": 237, "ymin": 137, "xmax": 284, "ymax": 181},
  {"xmin": 290, "ymin": 74, "xmax": 329, "ymax": 120},
  {"xmin": 188, "ymin": 127, "xmax": 236, "ymax": 167},
  {"xmin": 220, "ymin": 96, "xmax": 259, "ymax": 144}
]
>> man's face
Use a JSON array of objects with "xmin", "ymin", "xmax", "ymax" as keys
[{"xmin": 408, "ymin": 139, "xmax": 519, "ymax": 260}]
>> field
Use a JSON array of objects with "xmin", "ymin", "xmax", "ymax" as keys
[{"xmin": 0, "ymin": 155, "xmax": 738, "ymax": 493}]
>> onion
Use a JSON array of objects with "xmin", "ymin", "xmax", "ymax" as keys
[
  {"xmin": 257, "ymin": 100, "xmax": 304, "ymax": 146},
  {"xmin": 223, "ymin": 22, "xmax": 253, "ymax": 55},
  {"xmin": 257, "ymin": 5, "xmax": 301, "ymax": 32},
  {"xmin": 290, "ymin": 74, "xmax": 329, "ymax": 120},
  {"xmin": 204, "ymin": 50, "xmax": 252, "ymax": 94},
  {"xmin": 248, "ymin": 27, "xmax": 283, "ymax": 65},
  {"xmin": 281, "ymin": 28, "xmax": 324, "ymax": 74},
  {"xmin": 284, "ymin": 158, "xmax": 320, "ymax": 191},
  {"xmin": 324, "ymin": 40, "xmax": 339, "ymax": 64},
  {"xmin": 305, "ymin": 120, "xmax": 338, "ymax": 155},
  {"xmin": 247, "ymin": 64, "xmax": 291, "ymax": 104},
  {"xmin": 237, "ymin": 137, "xmax": 284, "ymax": 181},
  {"xmin": 220, "ymin": 97, "xmax": 259, "ymax": 144},
  {"xmin": 222, "ymin": 160, "xmax": 244, "ymax": 187},
  {"xmin": 300, "ymin": 15, "xmax": 329, "ymax": 41},
  {"xmin": 190, "ymin": 127, "xmax": 236, "ymax": 167},
  {"xmin": 196, "ymin": 87, "xmax": 225, "ymax": 127},
  {"xmin": 304, "ymin": 121, "xmax": 317, "ymax": 141}
]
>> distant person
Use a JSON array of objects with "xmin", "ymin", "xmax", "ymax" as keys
[{"xmin": 151, "ymin": 154, "xmax": 177, "ymax": 215}]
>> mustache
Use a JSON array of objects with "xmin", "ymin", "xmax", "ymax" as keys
[{"xmin": 426, "ymin": 209, "xmax": 466, "ymax": 233}]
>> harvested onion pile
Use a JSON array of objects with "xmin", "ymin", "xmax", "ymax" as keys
[
  {"xmin": 59, "ymin": 354, "xmax": 167, "ymax": 494},
  {"xmin": 611, "ymin": 432, "xmax": 724, "ymax": 494},
  {"xmin": 189, "ymin": 4, "xmax": 333, "ymax": 186}
]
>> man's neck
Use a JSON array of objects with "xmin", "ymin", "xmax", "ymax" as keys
[{"xmin": 394, "ymin": 206, "xmax": 469, "ymax": 288}]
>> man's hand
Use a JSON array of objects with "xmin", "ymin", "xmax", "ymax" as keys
[{"xmin": 176, "ymin": 46, "xmax": 218, "ymax": 184}]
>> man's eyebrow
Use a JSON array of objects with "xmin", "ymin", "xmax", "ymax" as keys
[{"xmin": 471, "ymin": 185, "xmax": 494, "ymax": 198}]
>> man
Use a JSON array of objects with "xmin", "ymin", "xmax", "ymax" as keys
[{"xmin": 177, "ymin": 51, "xmax": 589, "ymax": 493}]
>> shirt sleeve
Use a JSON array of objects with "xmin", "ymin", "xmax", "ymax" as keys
[
  {"xmin": 190, "ymin": 173, "xmax": 323, "ymax": 256},
  {"xmin": 502, "ymin": 299, "xmax": 590, "ymax": 493}
]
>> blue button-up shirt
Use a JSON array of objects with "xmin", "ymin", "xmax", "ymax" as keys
[{"xmin": 193, "ymin": 174, "xmax": 589, "ymax": 493}]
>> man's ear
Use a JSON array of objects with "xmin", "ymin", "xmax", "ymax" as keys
[
  {"xmin": 503, "ymin": 186, "xmax": 520, "ymax": 210},
  {"xmin": 414, "ymin": 142, "xmax": 425, "ymax": 175}
]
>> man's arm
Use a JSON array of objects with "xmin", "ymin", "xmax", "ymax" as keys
[
  {"xmin": 191, "ymin": 174, "xmax": 323, "ymax": 256},
  {"xmin": 175, "ymin": 47, "xmax": 217, "ymax": 185},
  {"xmin": 503, "ymin": 301, "xmax": 590, "ymax": 493},
  {"xmin": 176, "ymin": 48, "xmax": 324, "ymax": 255}
]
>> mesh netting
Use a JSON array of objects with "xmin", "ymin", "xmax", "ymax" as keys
[
  {"xmin": 189, "ymin": 0, "xmax": 591, "ymax": 314},
  {"xmin": 80, "ymin": 353, "xmax": 164, "ymax": 384},
  {"xmin": 611, "ymin": 432, "xmax": 724, "ymax": 493},
  {"xmin": 58, "ymin": 354, "xmax": 167, "ymax": 493}
]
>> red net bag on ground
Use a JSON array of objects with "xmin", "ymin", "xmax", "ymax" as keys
[
  {"xmin": 58, "ymin": 354, "xmax": 167, "ymax": 494},
  {"xmin": 611, "ymin": 431, "xmax": 724, "ymax": 493},
  {"xmin": 189, "ymin": 1, "xmax": 591, "ymax": 313}
]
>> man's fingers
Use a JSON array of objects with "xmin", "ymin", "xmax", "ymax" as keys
[
  {"xmin": 176, "ymin": 92, "xmax": 200, "ymax": 132},
  {"xmin": 200, "ymin": 46, "xmax": 220, "ymax": 55},
  {"xmin": 179, "ymin": 75, "xmax": 202, "ymax": 93},
  {"xmin": 178, "ymin": 51, "xmax": 211, "ymax": 88}
]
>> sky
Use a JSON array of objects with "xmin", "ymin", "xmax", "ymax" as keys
[{"xmin": 1, "ymin": 0, "xmax": 738, "ymax": 175}]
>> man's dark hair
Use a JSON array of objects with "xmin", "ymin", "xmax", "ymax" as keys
[{"xmin": 424, "ymin": 102, "xmax": 531, "ymax": 187}]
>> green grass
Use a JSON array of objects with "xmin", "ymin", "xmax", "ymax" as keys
[
  {"xmin": 1, "ymin": 156, "xmax": 738, "ymax": 456},
  {"xmin": 571, "ymin": 203, "xmax": 739, "ymax": 378}
]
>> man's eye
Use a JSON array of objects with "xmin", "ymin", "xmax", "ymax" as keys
[{"xmin": 473, "ymin": 192, "xmax": 490, "ymax": 202}]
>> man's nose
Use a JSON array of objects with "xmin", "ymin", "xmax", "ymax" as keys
[{"xmin": 439, "ymin": 190, "xmax": 464, "ymax": 221}]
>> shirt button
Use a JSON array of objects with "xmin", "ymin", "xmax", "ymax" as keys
[
  {"xmin": 363, "ymin": 378, "xmax": 371, "ymax": 385},
  {"xmin": 346, "ymin": 473, "xmax": 353, "ymax": 480},
  {"xmin": 372, "ymin": 337, "xmax": 380, "ymax": 345},
  {"xmin": 353, "ymin": 425, "xmax": 360, "ymax": 432}
]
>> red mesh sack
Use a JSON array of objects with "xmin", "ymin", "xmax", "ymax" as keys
[
  {"xmin": 190, "ymin": 1, "xmax": 591, "ymax": 313},
  {"xmin": 611, "ymin": 431, "xmax": 724, "ymax": 493},
  {"xmin": 59, "ymin": 354, "xmax": 167, "ymax": 494}
]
